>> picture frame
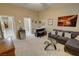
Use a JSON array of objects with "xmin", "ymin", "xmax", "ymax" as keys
[
  {"xmin": 58, "ymin": 15, "xmax": 78, "ymax": 27},
  {"xmin": 35, "ymin": 20, "xmax": 37, "ymax": 24},
  {"xmin": 48, "ymin": 19, "xmax": 53, "ymax": 25}
]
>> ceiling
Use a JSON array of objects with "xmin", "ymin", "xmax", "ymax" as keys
[
  {"xmin": 12, "ymin": 3, "xmax": 53, "ymax": 12},
  {"xmin": 12, "ymin": 3, "xmax": 79, "ymax": 12}
]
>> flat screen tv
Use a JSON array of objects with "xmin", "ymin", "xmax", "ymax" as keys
[{"xmin": 58, "ymin": 15, "xmax": 78, "ymax": 27}]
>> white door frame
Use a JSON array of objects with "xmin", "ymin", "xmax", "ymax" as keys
[
  {"xmin": 24, "ymin": 17, "xmax": 32, "ymax": 38},
  {"xmin": 0, "ymin": 16, "xmax": 16, "ymax": 40}
]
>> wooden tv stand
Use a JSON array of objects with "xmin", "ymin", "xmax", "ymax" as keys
[{"xmin": 0, "ymin": 39, "xmax": 15, "ymax": 56}]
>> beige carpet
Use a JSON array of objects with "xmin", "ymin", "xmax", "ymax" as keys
[{"xmin": 13, "ymin": 36, "xmax": 71, "ymax": 56}]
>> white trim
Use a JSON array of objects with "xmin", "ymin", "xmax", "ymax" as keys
[
  {"xmin": 24, "ymin": 17, "xmax": 33, "ymax": 39},
  {"xmin": 0, "ymin": 16, "xmax": 16, "ymax": 40}
]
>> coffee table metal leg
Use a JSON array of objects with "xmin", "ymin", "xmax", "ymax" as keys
[
  {"xmin": 44, "ymin": 41, "xmax": 57, "ymax": 50},
  {"xmin": 44, "ymin": 44, "xmax": 51, "ymax": 50},
  {"xmin": 54, "ymin": 44, "xmax": 57, "ymax": 50}
]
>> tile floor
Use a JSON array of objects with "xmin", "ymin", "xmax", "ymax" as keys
[{"xmin": 13, "ymin": 36, "xmax": 71, "ymax": 56}]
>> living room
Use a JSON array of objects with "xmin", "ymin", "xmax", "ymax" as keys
[{"xmin": 0, "ymin": 3, "xmax": 79, "ymax": 56}]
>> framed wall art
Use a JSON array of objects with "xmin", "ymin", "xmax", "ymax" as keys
[
  {"xmin": 48, "ymin": 19, "xmax": 53, "ymax": 25},
  {"xmin": 58, "ymin": 15, "xmax": 78, "ymax": 27}
]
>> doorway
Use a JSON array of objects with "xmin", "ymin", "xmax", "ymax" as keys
[
  {"xmin": 24, "ymin": 17, "xmax": 32, "ymax": 38},
  {"xmin": 0, "ymin": 16, "xmax": 16, "ymax": 40}
]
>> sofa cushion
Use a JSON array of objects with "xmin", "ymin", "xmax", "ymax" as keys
[
  {"xmin": 51, "ymin": 31, "xmax": 55, "ymax": 35},
  {"xmin": 57, "ymin": 36, "xmax": 69, "ymax": 41},
  {"xmin": 58, "ymin": 32, "xmax": 63, "ymax": 36},
  {"xmin": 65, "ymin": 39, "xmax": 79, "ymax": 55},
  {"xmin": 57, "ymin": 36, "xmax": 69, "ymax": 44},
  {"xmin": 65, "ymin": 33, "xmax": 71, "ymax": 38},
  {"xmin": 66, "ymin": 39, "xmax": 79, "ymax": 49},
  {"xmin": 75, "ymin": 35, "xmax": 79, "ymax": 41},
  {"xmin": 49, "ymin": 34, "xmax": 59, "ymax": 39},
  {"xmin": 64, "ymin": 39, "xmax": 79, "ymax": 55}
]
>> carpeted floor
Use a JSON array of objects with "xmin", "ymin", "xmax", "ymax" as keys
[{"xmin": 13, "ymin": 36, "xmax": 71, "ymax": 56}]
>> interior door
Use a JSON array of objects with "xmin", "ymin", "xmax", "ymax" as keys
[
  {"xmin": 0, "ymin": 16, "xmax": 16, "ymax": 40},
  {"xmin": 24, "ymin": 17, "xmax": 32, "ymax": 37}
]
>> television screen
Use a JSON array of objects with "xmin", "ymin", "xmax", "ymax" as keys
[{"xmin": 58, "ymin": 15, "xmax": 78, "ymax": 27}]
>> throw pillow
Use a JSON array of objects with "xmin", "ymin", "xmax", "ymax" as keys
[
  {"xmin": 65, "ymin": 33, "xmax": 71, "ymax": 38},
  {"xmin": 51, "ymin": 31, "xmax": 55, "ymax": 34},
  {"xmin": 57, "ymin": 32, "xmax": 62, "ymax": 36},
  {"xmin": 75, "ymin": 35, "xmax": 79, "ymax": 41}
]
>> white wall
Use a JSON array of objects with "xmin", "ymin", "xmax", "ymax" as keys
[
  {"xmin": 0, "ymin": 4, "xmax": 38, "ymax": 34},
  {"xmin": 39, "ymin": 4, "xmax": 79, "ymax": 32}
]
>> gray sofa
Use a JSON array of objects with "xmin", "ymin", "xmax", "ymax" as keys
[
  {"xmin": 64, "ymin": 39, "xmax": 79, "ymax": 56},
  {"xmin": 48, "ymin": 29, "xmax": 79, "ymax": 56},
  {"xmin": 48, "ymin": 32, "xmax": 69, "ymax": 45}
]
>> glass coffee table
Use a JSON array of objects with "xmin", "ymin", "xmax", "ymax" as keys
[{"xmin": 44, "ymin": 37, "xmax": 57, "ymax": 50}]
